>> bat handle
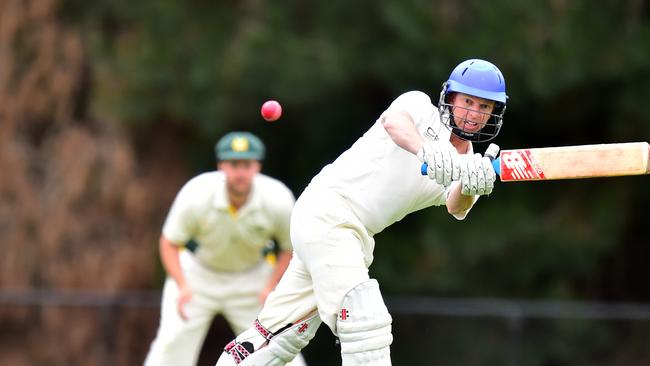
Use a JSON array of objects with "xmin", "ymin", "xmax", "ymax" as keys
[
  {"xmin": 420, "ymin": 162, "xmax": 429, "ymax": 175},
  {"xmin": 491, "ymin": 158, "xmax": 501, "ymax": 176}
]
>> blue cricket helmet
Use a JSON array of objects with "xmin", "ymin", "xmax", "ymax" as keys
[{"xmin": 439, "ymin": 59, "xmax": 508, "ymax": 142}]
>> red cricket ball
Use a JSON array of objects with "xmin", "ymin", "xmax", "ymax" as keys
[{"xmin": 261, "ymin": 100, "xmax": 282, "ymax": 122}]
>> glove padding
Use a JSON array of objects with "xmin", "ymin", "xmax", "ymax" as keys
[
  {"xmin": 417, "ymin": 141, "xmax": 461, "ymax": 187},
  {"xmin": 460, "ymin": 153, "xmax": 497, "ymax": 196}
]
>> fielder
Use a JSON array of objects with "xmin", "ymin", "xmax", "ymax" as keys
[
  {"xmin": 144, "ymin": 132, "xmax": 307, "ymax": 366},
  {"xmin": 215, "ymin": 59, "xmax": 508, "ymax": 366}
]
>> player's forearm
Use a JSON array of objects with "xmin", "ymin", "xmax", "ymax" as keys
[
  {"xmin": 159, "ymin": 235, "xmax": 188, "ymax": 289},
  {"xmin": 265, "ymin": 250, "xmax": 292, "ymax": 289},
  {"xmin": 382, "ymin": 111, "xmax": 423, "ymax": 155},
  {"xmin": 445, "ymin": 182, "xmax": 475, "ymax": 215}
]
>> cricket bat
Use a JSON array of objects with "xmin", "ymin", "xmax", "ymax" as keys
[{"xmin": 421, "ymin": 142, "xmax": 650, "ymax": 181}]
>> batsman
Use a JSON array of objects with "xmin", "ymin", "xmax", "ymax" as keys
[{"xmin": 215, "ymin": 59, "xmax": 507, "ymax": 365}]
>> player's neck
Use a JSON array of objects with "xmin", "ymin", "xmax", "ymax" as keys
[
  {"xmin": 449, "ymin": 134, "xmax": 471, "ymax": 154},
  {"xmin": 227, "ymin": 188, "xmax": 250, "ymax": 210}
]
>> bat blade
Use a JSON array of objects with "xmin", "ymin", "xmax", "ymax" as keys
[{"xmin": 495, "ymin": 142, "xmax": 650, "ymax": 182}]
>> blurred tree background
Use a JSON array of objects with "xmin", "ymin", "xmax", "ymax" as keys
[{"xmin": 1, "ymin": 0, "xmax": 649, "ymax": 365}]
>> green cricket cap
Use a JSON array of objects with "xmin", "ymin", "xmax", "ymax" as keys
[{"xmin": 215, "ymin": 131, "xmax": 265, "ymax": 161}]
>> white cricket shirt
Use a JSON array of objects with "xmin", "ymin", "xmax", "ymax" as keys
[
  {"xmin": 310, "ymin": 91, "xmax": 476, "ymax": 235},
  {"xmin": 162, "ymin": 171, "xmax": 295, "ymax": 272}
]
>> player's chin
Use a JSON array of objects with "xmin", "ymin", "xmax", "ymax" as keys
[{"xmin": 233, "ymin": 182, "xmax": 253, "ymax": 195}]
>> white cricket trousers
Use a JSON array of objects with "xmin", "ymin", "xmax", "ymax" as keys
[
  {"xmin": 259, "ymin": 184, "xmax": 376, "ymax": 335},
  {"xmin": 144, "ymin": 251, "xmax": 272, "ymax": 366}
]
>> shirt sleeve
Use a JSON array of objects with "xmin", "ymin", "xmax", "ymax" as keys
[
  {"xmin": 381, "ymin": 91, "xmax": 437, "ymax": 130},
  {"xmin": 161, "ymin": 180, "xmax": 199, "ymax": 246},
  {"xmin": 270, "ymin": 184, "xmax": 296, "ymax": 252}
]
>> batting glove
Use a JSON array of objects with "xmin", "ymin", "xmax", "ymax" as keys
[
  {"xmin": 417, "ymin": 141, "xmax": 461, "ymax": 187},
  {"xmin": 460, "ymin": 153, "xmax": 497, "ymax": 196}
]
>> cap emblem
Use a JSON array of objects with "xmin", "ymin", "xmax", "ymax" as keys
[{"xmin": 231, "ymin": 137, "xmax": 249, "ymax": 152}]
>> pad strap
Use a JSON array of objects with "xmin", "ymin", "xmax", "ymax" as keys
[
  {"xmin": 224, "ymin": 340, "xmax": 251, "ymax": 364},
  {"xmin": 255, "ymin": 319, "xmax": 275, "ymax": 341}
]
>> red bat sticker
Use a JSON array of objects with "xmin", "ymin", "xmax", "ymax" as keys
[{"xmin": 500, "ymin": 150, "xmax": 546, "ymax": 181}]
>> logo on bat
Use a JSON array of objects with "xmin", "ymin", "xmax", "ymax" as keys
[{"xmin": 500, "ymin": 150, "xmax": 545, "ymax": 180}]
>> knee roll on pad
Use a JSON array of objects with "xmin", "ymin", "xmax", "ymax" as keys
[
  {"xmin": 215, "ymin": 313, "xmax": 321, "ymax": 366},
  {"xmin": 337, "ymin": 279, "xmax": 393, "ymax": 365}
]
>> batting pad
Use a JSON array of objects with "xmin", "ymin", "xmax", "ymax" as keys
[{"xmin": 337, "ymin": 279, "xmax": 393, "ymax": 365}]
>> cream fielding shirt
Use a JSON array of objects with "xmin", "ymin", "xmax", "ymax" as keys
[
  {"xmin": 310, "ymin": 91, "xmax": 477, "ymax": 235},
  {"xmin": 162, "ymin": 171, "xmax": 295, "ymax": 272}
]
